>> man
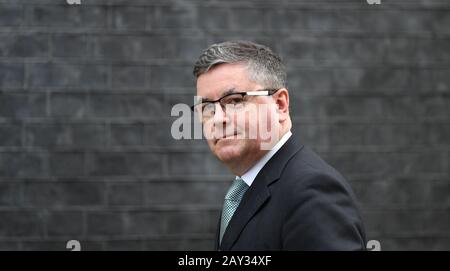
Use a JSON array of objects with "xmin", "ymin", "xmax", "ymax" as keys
[{"xmin": 191, "ymin": 41, "xmax": 366, "ymax": 250}]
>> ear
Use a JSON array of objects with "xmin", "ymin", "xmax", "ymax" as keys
[{"xmin": 273, "ymin": 88, "xmax": 289, "ymax": 122}]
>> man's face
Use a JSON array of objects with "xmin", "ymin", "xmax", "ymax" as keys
[{"xmin": 196, "ymin": 63, "xmax": 279, "ymax": 164}]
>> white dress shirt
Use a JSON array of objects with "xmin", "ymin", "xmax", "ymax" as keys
[{"xmin": 240, "ymin": 131, "xmax": 292, "ymax": 187}]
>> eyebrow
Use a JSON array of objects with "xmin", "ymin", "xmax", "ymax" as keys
[{"xmin": 202, "ymin": 88, "xmax": 237, "ymax": 102}]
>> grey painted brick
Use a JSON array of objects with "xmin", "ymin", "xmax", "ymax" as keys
[
  {"xmin": 87, "ymin": 152, "xmax": 128, "ymax": 176},
  {"xmin": 0, "ymin": 241, "xmax": 20, "ymax": 251},
  {"xmin": 88, "ymin": 152, "xmax": 162, "ymax": 177},
  {"xmin": 422, "ymin": 95, "xmax": 450, "ymax": 118},
  {"xmin": 324, "ymin": 96, "xmax": 385, "ymax": 120},
  {"xmin": 229, "ymin": 8, "xmax": 266, "ymax": 31},
  {"xmin": 284, "ymin": 37, "xmax": 393, "ymax": 66},
  {"xmin": 0, "ymin": 152, "xmax": 47, "ymax": 178},
  {"xmin": 362, "ymin": 210, "xmax": 424, "ymax": 236},
  {"xmin": 286, "ymin": 67, "xmax": 433, "ymax": 95},
  {"xmin": 0, "ymin": 33, "xmax": 48, "ymax": 58},
  {"xmin": 172, "ymin": 38, "xmax": 208, "ymax": 63},
  {"xmin": 149, "ymin": 65, "xmax": 195, "ymax": 89},
  {"xmin": 428, "ymin": 124, "xmax": 450, "ymax": 146},
  {"xmin": 111, "ymin": 65, "xmax": 147, "ymax": 89},
  {"xmin": 364, "ymin": 124, "xmax": 429, "ymax": 147},
  {"xmin": 323, "ymin": 152, "xmax": 393, "ymax": 176},
  {"xmin": 380, "ymin": 237, "xmax": 450, "ymax": 251},
  {"xmin": 112, "ymin": 6, "xmax": 147, "ymax": 30},
  {"xmin": 324, "ymin": 151, "xmax": 446, "ymax": 176},
  {"xmin": 144, "ymin": 120, "xmax": 208, "ymax": 149},
  {"xmin": 104, "ymin": 240, "xmax": 144, "ymax": 251},
  {"xmin": 287, "ymin": 67, "xmax": 334, "ymax": 94},
  {"xmin": 150, "ymin": 5, "xmax": 197, "ymax": 29},
  {"xmin": 29, "ymin": 5, "xmax": 107, "ymax": 28},
  {"xmin": 169, "ymin": 153, "xmax": 207, "ymax": 176},
  {"xmin": 25, "ymin": 123, "xmax": 106, "ymax": 148},
  {"xmin": 428, "ymin": 180, "xmax": 450, "ymax": 207},
  {"xmin": 0, "ymin": 182, "xmax": 21, "ymax": 207},
  {"xmin": 49, "ymin": 152, "xmax": 86, "ymax": 177},
  {"xmin": 355, "ymin": 68, "xmax": 413, "ymax": 93},
  {"xmin": 108, "ymin": 182, "xmax": 144, "ymax": 206},
  {"xmin": 144, "ymin": 238, "xmax": 214, "ymax": 251},
  {"xmin": 92, "ymin": 35, "xmax": 174, "ymax": 61},
  {"xmin": 50, "ymin": 93, "xmax": 88, "ymax": 119},
  {"xmin": 62, "ymin": 123, "xmax": 106, "ymax": 148},
  {"xmin": 46, "ymin": 211, "xmax": 84, "ymax": 236},
  {"xmin": 0, "ymin": 211, "xmax": 45, "ymax": 237},
  {"xmin": 351, "ymin": 178, "xmax": 431, "ymax": 208},
  {"xmin": 0, "ymin": 4, "xmax": 24, "ymax": 26},
  {"xmin": 380, "ymin": 96, "xmax": 424, "ymax": 120},
  {"xmin": 289, "ymin": 94, "xmax": 325, "ymax": 119},
  {"xmin": 87, "ymin": 211, "xmax": 125, "ymax": 236},
  {"xmin": 145, "ymin": 120, "xmax": 179, "ymax": 148},
  {"xmin": 0, "ymin": 124, "xmax": 22, "ymax": 147},
  {"xmin": 25, "ymin": 123, "xmax": 73, "ymax": 148},
  {"xmin": 89, "ymin": 93, "xmax": 165, "ymax": 119},
  {"xmin": 268, "ymin": 9, "xmax": 447, "ymax": 35},
  {"xmin": 197, "ymin": 7, "xmax": 230, "ymax": 30},
  {"xmin": 125, "ymin": 211, "xmax": 165, "ymax": 236},
  {"xmin": 28, "ymin": 63, "xmax": 108, "ymax": 88},
  {"xmin": 364, "ymin": 209, "xmax": 450, "ymax": 236},
  {"xmin": 408, "ymin": 152, "xmax": 447, "ymax": 174},
  {"xmin": 0, "ymin": 0, "xmax": 448, "ymax": 250},
  {"xmin": 0, "ymin": 93, "xmax": 47, "ymax": 119},
  {"xmin": 29, "ymin": 5, "xmax": 77, "ymax": 27},
  {"xmin": 295, "ymin": 124, "xmax": 328, "ymax": 147},
  {"xmin": 329, "ymin": 123, "xmax": 366, "ymax": 146},
  {"xmin": 0, "ymin": 63, "xmax": 24, "ymax": 88},
  {"xmin": 426, "ymin": 69, "xmax": 450, "ymax": 93},
  {"xmin": 109, "ymin": 123, "xmax": 144, "ymax": 146},
  {"xmin": 23, "ymin": 182, "xmax": 105, "ymax": 207},
  {"xmin": 52, "ymin": 34, "xmax": 87, "ymax": 58},
  {"xmin": 419, "ymin": 39, "xmax": 450, "ymax": 65},
  {"xmin": 168, "ymin": 152, "xmax": 232, "ymax": 176},
  {"xmin": 268, "ymin": 9, "xmax": 345, "ymax": 32},
  {"xmin": 361, "ymin": 10, "xmax": 449, "ymax": 35},
  {"xmin": 21, "ymin": 240, "xmax": 103, "ymax": 251},
  {"xmin": 145, "ymin": 181, "xmax": 228, "ymax": 205},
  {"xmin": 165, "ymin": 211, "xmax": 212, "ymax": 234}
]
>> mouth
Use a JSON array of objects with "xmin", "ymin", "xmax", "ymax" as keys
[{"xmin": 214, "ymin": 132, "xmax": 239, "ymax": 144}]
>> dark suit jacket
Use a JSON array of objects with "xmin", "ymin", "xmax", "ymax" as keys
[{"xmin": 215, "ymin": 135, "xmax": 367, "ymax": 251}]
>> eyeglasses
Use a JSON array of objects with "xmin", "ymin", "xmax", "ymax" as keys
[{"xmin": 191, "ymin": 88, "xmax": 280, "ymax": 120}]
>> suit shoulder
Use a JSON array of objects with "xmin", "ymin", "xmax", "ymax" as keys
[
  {"xmin": 281, "ymin": 146, "xmax": 349, "ymax": 188},
  {"xmin": 276, "ymin": 146, "xmax": 360, "ymax": 210}
]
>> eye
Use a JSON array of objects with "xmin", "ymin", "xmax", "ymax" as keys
[
  {"xmin": 230, "ymin": 98, "xmax": 243, "ymax": 104},
  {"xmin": 202, "ymin": 103, "xmax": 215, "ymax": 115},
  {"xmin": 223, "ymin": 94, "xmax": 244, "ymax": 105}
]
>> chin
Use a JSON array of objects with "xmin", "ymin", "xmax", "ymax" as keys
[{"xmin": 213, "ymin": 139, "xmax": 243, "ymax": 162}]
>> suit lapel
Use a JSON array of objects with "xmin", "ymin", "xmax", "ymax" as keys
[
  {"xmin": 219, "ymin": 135, "xmax": 304, "ymax": 251},
  {"xmin": 214, "ymin": 211, "xmax": 221, "ymax": 250}
]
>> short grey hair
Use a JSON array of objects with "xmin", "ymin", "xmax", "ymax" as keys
[{"xmin": 193, "ymin": 41, "xmax": 287, "ymax": 89}]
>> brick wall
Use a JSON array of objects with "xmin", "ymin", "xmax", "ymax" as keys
[{"xmin": 0, "ymin": 0, "xmax": 449, "ymax": 250}]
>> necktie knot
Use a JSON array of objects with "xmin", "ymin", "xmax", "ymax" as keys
[{"xmin": 225, "ymin": 176, "xmax": 249, "ymax": 202}]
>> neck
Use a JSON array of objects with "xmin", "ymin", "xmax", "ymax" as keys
[{"xmin": 226, "ymin": 124, "xmax": 291, "ymax": 176}]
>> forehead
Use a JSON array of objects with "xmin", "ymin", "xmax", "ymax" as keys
[{"xmin": 196, "ymin": 63, "xmax": 257, "ymax": 99}]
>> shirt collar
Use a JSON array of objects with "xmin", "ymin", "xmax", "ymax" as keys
[{"xmin": 239, "ymin": 130, "xmax": 292, "ymax": 187}]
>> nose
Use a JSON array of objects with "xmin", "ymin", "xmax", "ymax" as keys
[{"xmin": 212, "ymin": 102, "xmax": 228, "ymax": 124}]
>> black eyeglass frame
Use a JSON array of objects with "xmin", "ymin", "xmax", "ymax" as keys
[{"xmin": 190, "ymin": 88, "xmax": 280, "ymax": 112}]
